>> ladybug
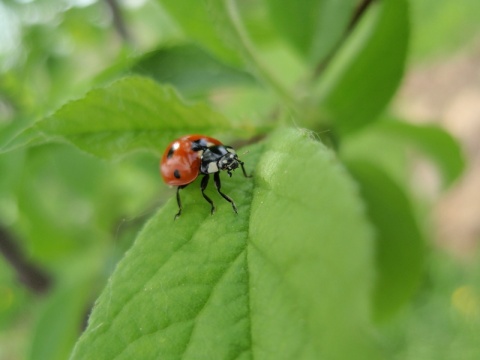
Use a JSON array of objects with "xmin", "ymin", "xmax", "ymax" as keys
[{"xmin": 160, "ymin": 134, "xmax": 250, "ymax": 219}]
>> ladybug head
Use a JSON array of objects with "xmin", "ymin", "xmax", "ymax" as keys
[
  {"xmin": 201, "ymin": 145, "xmax": 246, "ymax": 177},
  {"xmin": 218, "ymin": 147, "xmax": 240, "ymax": 177}
]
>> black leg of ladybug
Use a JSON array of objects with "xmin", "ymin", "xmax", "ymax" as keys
[
  {"xmin": 213, "ymin": 172, "xmax": 238, "ymax": 214},
  {"xmin": 174, "ymin": 185, "xmax": 187, "ymax": 220},
  {"xmin": 200, "ymin": 174, "xmax": 215, "ymax": 215},
  {"xmin": 239, "ymin": 160, "xmax": 251, "ymax": 178}
]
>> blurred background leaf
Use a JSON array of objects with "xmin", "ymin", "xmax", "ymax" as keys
[
  {"xmin": 373, "ymin": 120, "xmax": 465, "ymax": 188},
  {"xmin": 409, "ymin": 0, "xmax": 480, "ymax": 61},
  {"xmin": 313, "ymin": 0, "xmax": 409, "ymax": 134},
  {"xmin": 346, "ymin": 160, "xmax": 425, "ymax": 322},
  {"xmin": 97, "ymin": 44, "xmax": 257, "ymax": 99},
  {"xmin": 154, "ymin": 0, "xmax": 244, "ymax": 67},
  {"xmin": 265, "ymin": 0, "xmax": 356, "ymax": 66},
  {"xmin": 129, "ymin": 45, "xmax": 256, "ymax": 97}
]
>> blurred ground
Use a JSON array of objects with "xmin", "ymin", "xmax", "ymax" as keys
[{"xmin": 396, "ymin": 40, "xmax": 480, "ymax": 257}]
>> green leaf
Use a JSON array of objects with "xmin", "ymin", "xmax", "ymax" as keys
[
  {"xmin": 265, "ymin": 0, "xmax": 356, "ymax": 64},
  {"xmin": 95, "ymin": 44, "xmax": 256, "ymax": 99},
  {"xmin": 130, "ymin": 45, "xmax": 256, "ymax": 98},
  {"xmin": 70, "ymin": 128, "xmax": 378, "ymax": 359},
  {"xmin": 374, "ymin": 120, "xmax": 465, "ymax": 188},
  {"xmin": 410, "ymin": 0, "xmax": 480, "ymax": 60},
  {"xmin": 315, "ymin": 0, "xmax": 409, "ymax": 134},
  {"xmin": 0, "ymin": 258, "xmax": 29, "ymax": 330},
  {"xmin": 340, "ymin": 126, "xmax": 410, "ymax": 188},
  {"xmin": 157, "ymin": 1, "xmax": 298, "ymax": 107},
  {"xmin": 28, "ymin": 280, "xmax": 93, "ymax": 360},
  {"xmin": 156, "ymin": 0, "xmax": 243, "ymax": 66},
  {"xmin": 346, "ymin": 160, "xmax": 425, "ymax": 322},
  {"xmin": 1, "ymin": 77, "xmax": 237, "ymax": 158}
]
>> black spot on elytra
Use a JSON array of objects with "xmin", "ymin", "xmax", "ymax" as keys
[
  {"xmin": 167, "ymin": 147, "xmax": 175, "ymax": 159},
  {"xmin": 173, "ymin": 169, "xmax": 181, "ymax": 179}
]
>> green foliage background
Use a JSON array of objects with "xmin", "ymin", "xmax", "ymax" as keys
[{"xmin": 0, "ymin": 0, "xmax": 479, "ymax": 359}]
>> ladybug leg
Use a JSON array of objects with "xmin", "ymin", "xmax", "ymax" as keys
[
  {"xmin": 201, "ymin": 174, "xmax": 215, "ymax": 215},
  {"xmin": 174, "ymin": 185, "xmax": 187, "ymax": 220},
  {"xmin": 213, "ymin": 172, "xmax": 238, "ymax": 214},
  {"xmin": 239, "ymin": 160, "xmax": 251, "ymax": 178}
]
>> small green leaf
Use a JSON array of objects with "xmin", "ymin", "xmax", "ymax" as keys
[
  {"xmin": 2, "ymin": 77, "xmax": 236, "ymax": 158},
  {"xmin": 130, "ymin": 45, "xmax": 256, "ymax": 98},
  {"xmin": 346, "ymin": 160, "xmax": 425, "ymax": 322},
  {"xmin": 374, "ymin": 120, "xmax": 465, "ymax": 187},
  {"xmin": 96, "ymin": 44, "xmax": 256, "ymax": 99},
  {"xmin": 70, "ymin": 128, "xmax": 378, "ymax": 359},
  {"xmin": 266, "ymin": 0, "xmax": 356, "ymax": 64},
  {"xmin": 411, "ymin": 0, "xmax": 480, "ymax": 60},
  {"xmin": 315, "ymin": 0, "xmax": 409, "ymax": 134},
  {"xmin": 28, "ymin": 280, "xmax": 93, "ymax": 360},
  {"xmin": 340, "ymin": 126, "xmax": 410, "ymax": 187},
  {"xmin": 158, "ymin": 0, "xmax": 298, "ymax": 107},
  {"xmin": 156, "ymin": 0, "xmax": 243, "ymax": 66}
]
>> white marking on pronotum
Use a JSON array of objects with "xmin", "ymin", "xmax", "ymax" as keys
[
  {"xmin": 207, "ymin": 162, "xmax": 219, "ymax": 173},
  {"xmin": 172, "ymin": 142, "xmax": 180, "ymax": 151}
]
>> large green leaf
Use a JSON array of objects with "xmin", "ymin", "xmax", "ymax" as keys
[
  {"xmin": 346, "ymin": 160, "xmax": 425, "ymax": 322},
  {"xmin": 265, "ymin": 0, "xmax": 356, "ymax": 64},
  {"xmin": 314, "ymin": 0, "xmax": 409, "ymax": 134},
  {"xmin": 70, "ymin": 128, "xmax": 378, "ymax": 359},
  {"xmin": 1, "ymin": 77, "xmax": 237, "ymax": 158}
]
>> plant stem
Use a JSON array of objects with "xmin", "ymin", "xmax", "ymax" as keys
[
  {"xmin": 313, "ymin": 0, "xmax": 375, "ymax": 80},
  {"xmin": 105, "ymin": 0, "xmax": 133, "ymax": 44},
  {"xmin": 224, "ymin": 0, "xmax": 298, "ymax": 114}
]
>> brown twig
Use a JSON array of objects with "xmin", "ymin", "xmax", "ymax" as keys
[
  {"xmin": 105, "ymin": 0, "xmax": 133, "ymax": 44},
  {"xmin": 0, "ymin": 228, "xmax": 52, "ymax": 294},
  {"xmin": 312, "ymin": 0, "xmax": 375, "ymax": 80},
  {"xmin": 348, "ymin": 0, "xmax": 375, "ymax": 32}
]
